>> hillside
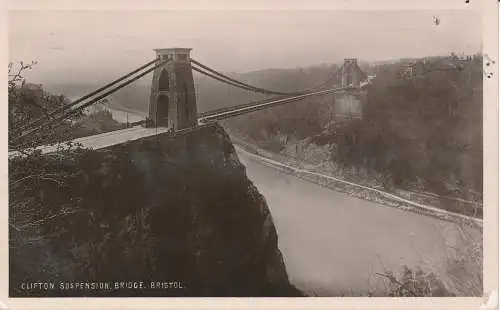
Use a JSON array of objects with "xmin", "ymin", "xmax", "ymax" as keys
[{"xmin": 222, "ymin": 54, "xmax": 483, "ymax": 205}]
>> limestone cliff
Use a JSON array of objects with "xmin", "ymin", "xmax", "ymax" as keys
[{"xmin": 9, "ymin": 123, "xmax": 302, "ymax": 297}]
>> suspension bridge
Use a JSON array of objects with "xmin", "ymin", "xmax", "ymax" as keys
[
  {"xmin": 8, "ymin": 48, "xmax": 484, "ymax": 296},
  {"xmin": 9, "ymin": 47, "xmax": 369, "ymax": 157}
]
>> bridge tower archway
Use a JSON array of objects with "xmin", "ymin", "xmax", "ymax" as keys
[
  {"xmin": 149, "ymin": 48, "xmax": 198, "ymax": 130},
  {"xmin": 156, "ymin": 94, "xmax": 169, "ymax": 126},
  {"xmin": 158, "ymin": 69, "xmax": 170, "ymax": 91}
]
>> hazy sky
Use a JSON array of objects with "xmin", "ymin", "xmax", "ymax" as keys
[{"xmin": 8, "ymin": 9, "xmax": 482, "ymax": 84}]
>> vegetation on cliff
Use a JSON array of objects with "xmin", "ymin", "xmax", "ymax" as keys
[
  {"xmin": 221, "ymin": 54, "xmax": 483, "ymax": 208},
  {"xmin": 8, "ymin": 62, "xmax": 124, "ymax": 151},
  {"xmin": 9, "ymin": 124, "xmax": 302, "ymax": 297}
]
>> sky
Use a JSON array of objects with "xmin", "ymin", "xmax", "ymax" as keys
[{"xmin": 8, "ymin": 9, "xmax": 482, "ymax": 85}]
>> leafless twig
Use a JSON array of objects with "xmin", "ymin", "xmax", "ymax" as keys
[
  {"xmin": 9, "ymin": 173, "xmax": 66, "ymax": 187},
  {"xmin": 375, "ymin": 272, "xmax": 404, "ymax": 286},
  {"xmin": 17, "ymin": 209, "xmax": 88, "ymax": 229}
]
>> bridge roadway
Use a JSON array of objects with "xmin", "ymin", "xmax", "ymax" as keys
[
  {"xmin": 198, "ymin": 87, "xmax": 345, "ymax": 123},
  {"xmin": 10, "ymin": 123, "xmax": 481, "ymax": 296},
  {"xmin": 11, "ymin": 86, "xmax": 346, "ymax": 158},
  {"xmin": 8, "ymin": 126, "xmax": 170, "ymax": 158}
]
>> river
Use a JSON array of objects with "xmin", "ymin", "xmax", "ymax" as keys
[
  {"xmin": 71, "ymin": 97, "xmax": 147, "ymax": 124},
  {"xmin": 236, "ymin": 148, "xmax": 481, "ymax": 296},
  {"xmin": 105, "ymin": 107, "xmax": 481, "ymax": 296}
]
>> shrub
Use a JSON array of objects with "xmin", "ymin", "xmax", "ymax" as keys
[{"xmin": 379, "ymin": 266, "xmax": 455, "ymax": 297}]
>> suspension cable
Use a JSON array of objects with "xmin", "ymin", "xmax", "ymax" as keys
[
  {"xmin": 191, "ymin": 65, "xmax": 262, "ymax": 93},
  {"xmin": 192, "ymin": 62, "xmax": 341, "ymax": 116},
  {"xmin": 197, "ymin": 94, "xmax": 291, "ymax": 118},
  {"xmin": 194, "ymin": 62, "xmax": 345, "ymax": 117},
  {"xmin": 12, "ymin": 59, "xmax": 169, "ymax": 144},
  {"xmin": 307, "ymin": 69, "xmax": 343, "ymax": 91},
  {"xmin": 191, "ymin": 59, "xmax": 348, "ymax": 118},
  {"xmin": 191, "ymin": 64, "xmax": 298, "ymax": 96},
  {"xmin": 191, "ymin": 59, "xmax": 309, "ymax": 96},
  {"xmin": 191, "ymin": 58, "xmax": 347, "ymax": 96},
  {"xmin": 15, "ymin": 59, "xmax": 158, "ymax": 135},
  {"xmin": 199, "ymin": 87, "xmax": 345, "ymax": 122}
]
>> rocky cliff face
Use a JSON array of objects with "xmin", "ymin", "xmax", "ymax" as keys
[{"xmin": 9, "ymin": 123, "xmax": 302, "ymax": 297}]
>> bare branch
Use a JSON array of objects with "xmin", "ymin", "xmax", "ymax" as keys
[
  {"xmin": 8, "ymin": 61, "xmax": 37, "ymax": 89},
  {"xmin": 9, "ymin": 173, "xmax": 67, "ymax": 187},
  {"xmin": 375, "ymin": 272, "xmax": 404, "ymax": 286},
  {"xmin": 17, "ymin": 208, "xmax": 88, "ymax": 229},
  {"xmin": 9, "ymin": 223, "xmax": 21, "ymax": 232}
]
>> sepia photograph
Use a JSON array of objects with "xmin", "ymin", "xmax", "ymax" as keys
[{"xmin": 2, "ymin": 0, "xmax": 498, "ymax": 308}]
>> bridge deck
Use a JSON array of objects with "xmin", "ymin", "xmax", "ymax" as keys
[
  {"xmin": 198, "ymin": 87, "xmax": 345, "ymax": 123},
  {"xmin": 9, "ymin": 126, "xmax": 170, "ymax": 159}
]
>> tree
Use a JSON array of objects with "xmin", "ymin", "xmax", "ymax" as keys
[
  {"xmin": 8, "ymin": 61, "xmax": 87, "ymax": 150},
  {"xmin": 8, "ymin": 62, "xmax": 123, "ymax": 150},
  {"xmin": 8, "ymin": 62, "xmax": 125, "ymax": 294}
]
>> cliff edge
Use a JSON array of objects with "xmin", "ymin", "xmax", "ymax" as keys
[{"xmin": 9, "ymin": 123, "xmax": 302, "ymax": 297}]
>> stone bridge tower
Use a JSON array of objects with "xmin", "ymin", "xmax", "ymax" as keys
[
  {"xmin": 333, "ymin": 58, "xmax": 368, "ymax": 123},
  {"xmin": 149, "ymin": 48, "xmax": 198, "ymax": 130},
  {"xmin": 337, "ymin": 58, "xmax": 365, "ymax": 88}
]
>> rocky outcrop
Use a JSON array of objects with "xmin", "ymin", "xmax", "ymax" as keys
[{"xmin": 9, "ymin": 123, "xmax": 302, "ymax": 297}]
